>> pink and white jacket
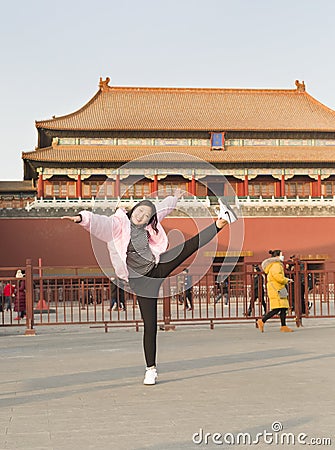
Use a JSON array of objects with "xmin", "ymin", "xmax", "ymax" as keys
[{"xmin": 79, "ymin": 195, "xmax": 178, "ymax": 281}]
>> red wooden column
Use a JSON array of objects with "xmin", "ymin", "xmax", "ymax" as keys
[
  {"xmin": 281, "ymin": 173, "xmax": 285, "ymax": 197},
  {"xmin": 152, "ymin": 174, "xmax": 158, "ymax": 195},
  {"xmin": 317, "ymin": 173, "xmax": 322, "ymax": 197},
  {"xmin": 115, "ymin": 172, "xmax": 120, "ymax": 197},
  {"xmin": 191, "ymin": 173, "xmax": 196, "ymax": 196},
  {"xmin": 76, "ymin": 172, "xmax": 82, "ymax": 198},
  {"xmin": 244, "ymin": 173, "xmax": 249, "ymax": 196},
  {"xmin": 37, "ymin": 171, "xmax": 44, "ymax": 198}
]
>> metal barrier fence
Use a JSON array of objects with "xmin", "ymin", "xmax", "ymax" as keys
[{"xmin": 0, "ymin": 259, "xmax": 334, "ymax": 334}]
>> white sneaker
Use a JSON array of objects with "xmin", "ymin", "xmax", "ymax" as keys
[
  {"xmin": 143, "ymin": 367, "xmax": 158, "ymax": 385},
  {"xmin": 218, "ymin": 199, "xmax": 238, "ymax": 223}
]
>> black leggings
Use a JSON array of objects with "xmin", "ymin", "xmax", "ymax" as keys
[
  {"xmin": 130, "ymin": 222, "xmax": 220, "ymax": 367},
  {"xmin": 262, "ymin": 308, "xmax": 287, "ymax": 326}
]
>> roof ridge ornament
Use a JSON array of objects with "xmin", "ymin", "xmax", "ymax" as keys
[
  {"xmin": 295, "ymin": 79, "xmax": 306, "ymax": 92},
  {"xmin": 99, "ymin": 77, "xmax": 111, "ymax": 91}
]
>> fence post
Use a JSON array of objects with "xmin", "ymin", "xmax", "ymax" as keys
[
  {"xmin": 25, "ymin": 258, "xmax": 36, "ymax": 336},
  {"xmin": 80, "ymin": 280, "xmax": 86, "ymax": 310},
  {"xmin": 160, "ymin": 279, "xmax": 175, "ymax": 331},
  {"xmin": 294, "ymin": 259, "xmax": 302, "ymax": 327},
  {"xmin": 39, "ymin": 257, "xmax": 43, "ymax": 306}
]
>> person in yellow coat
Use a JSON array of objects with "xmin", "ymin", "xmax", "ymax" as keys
[{"xmin": 257, "ymin": 250, "xmax": 294, "ymax": 333}]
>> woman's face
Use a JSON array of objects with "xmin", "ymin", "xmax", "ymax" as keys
[{"xmin": 131, "ymin": 205, "xmax": 153, "ymax": 227}]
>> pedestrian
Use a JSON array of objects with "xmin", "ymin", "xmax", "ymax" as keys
[
  {"xmin": 176, "ymin": 273, "xmax": 185, "ymax": 305},
  {"xmin": 4, "ymin": 280, "xmax": 15, "ymax": 311},
  {"xmin": 182, "ymin": 268, "xmax": 193, "ymax": 311},
  {"xmin": 287, "ymin": 255, "xmax": 313, "ymax": 314},
  {"xmin": 214, "ymin": 274, "xmax": 229, "ymax": 306},
  {"xmin": 247, "ymin": 264, "xmax": 266, "ymax": 316},
  {"xmin": 14, "ymin": 270, "xmax": 26, "ymax": 320},
  {"xmin": 257, "ymin": 250, "xmax": 294, "ymax": 333},
  {"xmin": 109, "ymin": 277, "xmax": 126, "ymax": 311},
  {"xmin": 62, "ymin": 191, "xmax": 238, "ymax": 384}
]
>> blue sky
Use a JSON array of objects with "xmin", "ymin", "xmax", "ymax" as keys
[{"xmin": 1, "ymin": 0, "xmax": 335, "ymax": 180}]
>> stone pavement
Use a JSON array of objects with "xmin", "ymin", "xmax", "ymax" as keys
[{"xmin": 0, "ymin": 319, "xmax": 334, "ymax": 450}]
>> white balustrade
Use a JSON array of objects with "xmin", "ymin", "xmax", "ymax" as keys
[
  {"xmin": 25, "ymin": 195, "xmax": 211, "ymax": 212},
  {"xmin": 25, "ymin": 195, "xmax": 335, "ymax": 213}
]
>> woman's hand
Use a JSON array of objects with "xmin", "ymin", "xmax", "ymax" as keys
[{"xmin": 61, "ymin": 215, "xmax": 82, "ymax": 223}]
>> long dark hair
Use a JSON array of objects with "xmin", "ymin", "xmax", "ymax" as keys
[
  {"xmin": 127, "ymin": 200, "xmax": 159, "ymax": 234},
  {"xmin": 269, "ymin": 249, "xmax": 281, "ymax": 257}
]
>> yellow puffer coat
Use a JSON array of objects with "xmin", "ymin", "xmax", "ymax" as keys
[{"xmin": 261, "ymin": 257, "xmax": 290, "ymax": 309}]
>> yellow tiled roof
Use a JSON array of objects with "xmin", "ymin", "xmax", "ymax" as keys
[
  {"xmin": 35, "ymin": 80, "xmax": 335, "ymax": 132},
  {"xmin": 22, "ymin": 145, "xmax": 335, "ymax": 164},
  {"xmin": 0, "ymin": 181, "xmax": 36, "ymax": 192}
]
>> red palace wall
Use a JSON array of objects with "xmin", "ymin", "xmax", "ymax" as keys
[{"xmin": 1, "ymin": 217, "xmax": 335, "ymax": 270}]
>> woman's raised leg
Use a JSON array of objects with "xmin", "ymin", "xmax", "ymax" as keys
[{"xmin": 154, "ymin": 221, "xmax": 224, "ymax": 280}]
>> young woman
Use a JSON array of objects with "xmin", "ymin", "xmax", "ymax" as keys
[
  {"xmin": 257, "ymin": 250, "xmax": 294, "ymax": 333},
  {"xmin": 247, "ymin": 264, "xmax": 266, "ymax": 316},
  {"xmin": 63, "ymin": 191, "xmax": 237, "ymax": 384}
]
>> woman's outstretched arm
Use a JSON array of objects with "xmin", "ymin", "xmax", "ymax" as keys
[
  {"xmin": 156, "ymin": 188, "xmax": 183, "ymax": 222},
  {"xmin": 61, "ymin": 215, "xmax": 82, "ymax": 223},
  {"xmin": 62, "ymin": 211, "xmax": 121, "ymax": 243}
]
